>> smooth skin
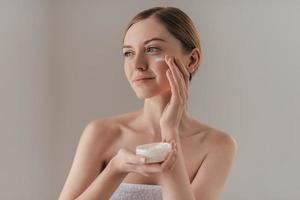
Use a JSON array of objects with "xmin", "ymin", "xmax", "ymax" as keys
[{"xmin": 58, "ymin": 17, "xmax": 238, "ymax": 200}]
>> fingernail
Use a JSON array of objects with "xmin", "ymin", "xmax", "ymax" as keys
[{"xmin": 141, "ymin": 158, "xmax": 146, "ymax": 163}]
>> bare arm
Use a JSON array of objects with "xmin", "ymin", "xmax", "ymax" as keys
[
  {"xmin": 74, "ymin": 161, "xmax": 127, "ymax": 200},
  {"xmin": 160, "ymin": 129, "xmax": 195, "ymax": 200},
  {"xmin": 156, "ymin": 52, "xmax": 238, "ymax": 199},
  {"xmin": 160, "ymin": 129, "xmax": 238, "ymax": 200},
  {"xmin": 58, "ymin": 119, "xmax": 126, "ymax": 200},
  {"xmin": 191, "ymin": 132, "xmax": 238, "ymax": 200},
  {"xmin": 58, "ymin": 119, "xmax": 166, "ymax": 200}
]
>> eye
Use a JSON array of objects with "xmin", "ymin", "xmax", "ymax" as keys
[
  {"xmin": 146, "ymin": 46, "xmax": 161, "ymax": 53},
  {"xmin": 123, "ymin": 50, "xmax": 134, "ymax": 57}
]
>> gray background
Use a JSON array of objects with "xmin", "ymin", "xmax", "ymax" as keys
[{"xmin": 0, "ymin": 0, "xmax": 299, "ymax": 199}]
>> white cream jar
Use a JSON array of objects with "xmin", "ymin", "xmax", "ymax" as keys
[{"xmin": 136, "ymin": 142, "xmax": 172, "ymax": 163}]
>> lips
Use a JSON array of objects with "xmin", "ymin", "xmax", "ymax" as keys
[{"xmin": 134, "ymin": 77, "xmax": 155, "ymax": 82}]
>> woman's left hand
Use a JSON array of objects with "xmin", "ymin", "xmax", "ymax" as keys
[{"xmin": 159, "ymin": 55, "xmax": 190, "ymax": 139}]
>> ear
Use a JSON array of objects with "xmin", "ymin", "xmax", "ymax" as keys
[{"xmin": 186, "ymin": 48, "xmax": 201, "ymax": 74}]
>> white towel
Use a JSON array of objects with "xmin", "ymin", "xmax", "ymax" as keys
[{"xmin": 110, "ymin": 183, "xmax": 162, "ymax": 200}]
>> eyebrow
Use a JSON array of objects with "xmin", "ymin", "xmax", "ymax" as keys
[{"xmin": 122, "ymin": 37, "xmax": 167, "ymax": 49}]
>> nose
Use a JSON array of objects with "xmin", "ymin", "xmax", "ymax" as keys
[
  {"xmin": 134, "ymin": 53, "xmax": 148, "ymax": 72},
  {"xmin": 136, "ymin": 65, "xmax": 147, "ymax": 72}
]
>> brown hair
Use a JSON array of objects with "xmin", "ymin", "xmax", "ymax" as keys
[{"xmin": 123, "ymin": 7, "xmax": 201, "ymax": 81}]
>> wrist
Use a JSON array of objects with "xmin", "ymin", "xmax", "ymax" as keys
[
  {"xmin": 107, "ymin": 157, "xmax": 128, "ymax": 177},
  {"xmin": 160, "ymin": 128, "xmax": 179, "ymax": 141}
]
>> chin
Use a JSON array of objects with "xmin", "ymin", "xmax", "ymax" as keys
[
  {"xmin": 134, "ymin": 87, "xmax": 170, "ymax": 100},
  {"xmin": 135, "ymin": 90, "xmax": 158, "ymax": 99}
]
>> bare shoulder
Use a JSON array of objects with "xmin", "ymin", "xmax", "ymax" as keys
[
  {"xmin": 58, "ymin": 118, "xmax": 121, "ymax": 200},
  {"xmin": 189, "ymin": 123, "xmax": 238, "ymax": 199},
  {"xmin": 74, "ymin": 118, "xmax": 121, "ymax": 168},
  {"xmin": 82, "ymin": 117, "xmax": 121, "ymax": 148},
  {"xmin": 82, "ymin": 112, "xmax": 137, "ymax": 149},
  {"xmin": 205, "ymin": 126, "xmax": 238, "ymax": 155},
  {"xmin": 85, "ymin": 118, "xmax": 117, "ymax": 136},
  {"xmin": 191, "ymin": 120, "xmax": 238, "ymax": 153}
]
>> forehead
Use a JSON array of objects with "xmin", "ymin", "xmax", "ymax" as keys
[{"xmin": 123, "ymin": 17, "xmax": 176, "ymax": 46}]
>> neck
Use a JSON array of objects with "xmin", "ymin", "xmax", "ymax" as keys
[{"xmin": 139, "ymin": 91, "xmax": 190, "ymax": 137}]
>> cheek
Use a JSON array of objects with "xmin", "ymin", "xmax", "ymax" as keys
[
  {"xmin": 152, "ymin": 61, "xmax": 168, "ymax": 76},
  {"xmin": 150, "ymin": 60, "xmax": 170, "ymax": 85},
  {"xmin": 123, "ymin": 65, "xmax": 131, "ymax": 80},
  {"xmin": 150, "ymin": 56, "xmax": 168, "ymax": 72}
]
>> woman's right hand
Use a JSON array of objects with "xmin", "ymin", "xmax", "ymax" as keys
[{"xmin": 108, "ymin": 141, "xmax": 177, "ymax": 177}]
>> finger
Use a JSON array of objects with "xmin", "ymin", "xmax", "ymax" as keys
[
  {"xmin": 170, "ymin": 57, "xmax": 188, "ymax": 102},
  {"xmin": 144, "ymin": 164, "xmax": 163, "ymax": 173},
  {"xmin": 170, "ymin": 140, "xmax": 178, "ymax": 156},
  {"xmin": 161, "ymin": 148, "xmax": 177, "ymax": 171},
  {"xmin": 162, "ymin": 151, "xmax": 176, "ymax": 171},
  {"xmin": 174, "ymin": 57, "xmax": 190, "ymax": 88},
  {"xmin": 166, "ymin": 56, "xmax": 181, "ymax": 99},
  {"xmin": 166, "ymin": 67, "xmax": 180, "ymax": 102},
  {"xmin": 138, "ymin": 171, "xmax": 151, "ymax": 177},
  {"xmin": 122, "ymin": 149, "xmax": 146, "ymax": 165},
  {"xmin": 127, "ymin": 163, "xmax": 150, "ymax": 176},
  {"xmin": 170, "ymin": 156, "xmax": 177, "ymax": 171},
  {"xmin": 131, "ymin": 156, "xmax": 146, "ymax": 165},
  {"xmin": 168, "ymin": 57, "xmax": 183, "ymax": 98},
  {"xmin": 131, "ymin": 163, "xmax": 162, "ymax": 174},
  {"xmin": 174, "ymin": 57, "xmax": 189, "ymax": 100},
  {"xmin": 137, "ymin": 170, "xmax": 150, "ymax": 177},
  {"xmin": 142, "ymin": 173, "xmax": 150, "ymax": 177},
  {"xmin": 168, "ymin": 143, "xmax": 178, "ymax": 171}
]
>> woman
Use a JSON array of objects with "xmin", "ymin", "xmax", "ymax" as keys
[{"xmin": 58, "ymin": 6, "xmax": 238, "ymax": 200}]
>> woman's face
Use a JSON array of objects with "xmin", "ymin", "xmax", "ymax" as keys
[{"xmin": 122, "ymin": 17, "xmax": 189, "ymax": 99}]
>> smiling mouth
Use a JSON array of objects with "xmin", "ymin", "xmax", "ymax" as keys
[{"xmin": 134, "ymin": 77, "xmax": 155, "ymax": 83}]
